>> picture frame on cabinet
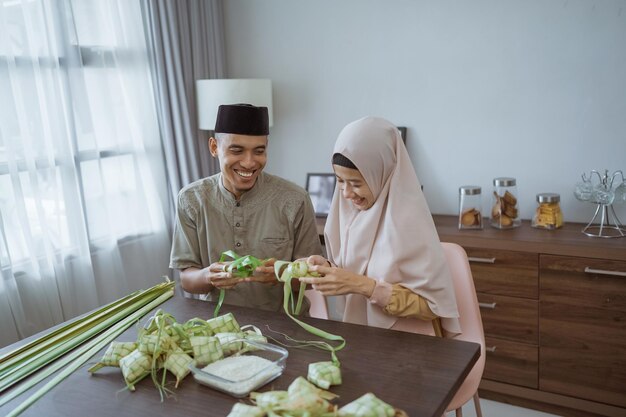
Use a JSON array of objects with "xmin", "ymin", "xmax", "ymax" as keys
[
  {"xmin": 397, "ymin": 126, "xmax": 407, "ymax": 143},
  {"xmin": 306, "ymin": 173, "xmax": 336, "ymax": 218}
]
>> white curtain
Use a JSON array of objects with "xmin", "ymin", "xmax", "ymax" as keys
[{"xmin": 0, "ymin": 0, "xmax": 171, "ymax": 348}]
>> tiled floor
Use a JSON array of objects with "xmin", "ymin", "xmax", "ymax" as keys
[{"xmin": 445, "ymin": 398, "xmax": 561, "ymax": 417}]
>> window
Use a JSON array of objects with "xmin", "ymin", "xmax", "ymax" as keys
[{"xmin": 0, "ymin": 0, "xmax": 168, "ymax": 263}]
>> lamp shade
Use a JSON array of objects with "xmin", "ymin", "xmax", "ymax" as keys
[{"xmin": 196, "ymin": 79, "xmax": 273, "ymax": 130}]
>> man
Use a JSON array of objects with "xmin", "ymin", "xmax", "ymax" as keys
[{"xmin": 169, "ymin": 103, "xmax": 323, "ymax": 312}]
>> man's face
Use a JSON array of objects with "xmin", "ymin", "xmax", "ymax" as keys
[{"xmin": 209, "ymin": 133, "xmax": 268, "ymax": 199}]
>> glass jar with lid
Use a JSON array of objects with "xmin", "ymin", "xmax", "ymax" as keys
[
  {"xmin": 532, "ymin": 193, "xmax": 563, "ymax": 229},
  {"xmin": 458, "ymin": 185, "xmax": 483, "ymax": 230},
  {"xmin": 490, "ymin": 177, "xmax": 521, "ymax": 229}
]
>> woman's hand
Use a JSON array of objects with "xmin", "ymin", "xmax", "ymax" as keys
[
  {"xmin": 306, "ymin": 255, "xmax": 330, "ymax": 267},
  {"xmin": 299, "ymin": 264, "xmax": 376, "ymax": 297}
]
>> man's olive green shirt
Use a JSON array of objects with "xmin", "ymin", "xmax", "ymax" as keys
[{"xmin": 170, "ymin": 172, "xmax": 323, "ymax": 311}]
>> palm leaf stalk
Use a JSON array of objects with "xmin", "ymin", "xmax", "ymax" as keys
[
  {"xmin": 0, "ymin": 291, "xmax": 139, "ymax": 369},
  {"xmin": 4, "ymin": 287, "xmax": 175, "ymax": 417},
  {"xmin": 0, "ymin": 279, "xmax": 175, "ymax": 395}
]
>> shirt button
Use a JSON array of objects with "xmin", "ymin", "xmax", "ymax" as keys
[
  {"xmin": 236, "ymin": 242, "xmax": 241, "ymax": 247},
  {"xmin": 236, "ymin": 202, "xmax": 240, "ymax": 207},
  {"xmin": 236, "ymin": 222, "xmax": 240, "ymax": 227}
]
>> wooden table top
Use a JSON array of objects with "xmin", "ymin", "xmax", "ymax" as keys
[{"xmin": 1, "ymin": 295, "xmax": 480, "ymax": 417}]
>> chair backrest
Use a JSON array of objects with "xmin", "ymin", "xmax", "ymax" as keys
[
  {"xmin": 441, "ymin": 242, "xmax": 486, "ymax": 412},
  {"xmin": 305, "ymin": 289, "xmax": 329, "ymax": 319}
]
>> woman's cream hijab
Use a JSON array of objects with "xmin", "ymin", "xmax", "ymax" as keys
[{"xmin": 324, "ymin": 116, "xmax": 460, "ymax": 334}]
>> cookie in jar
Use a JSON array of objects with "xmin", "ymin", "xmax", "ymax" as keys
[
  {"xmin": 532, "ymin": 193, "xmax": 563, "ymax": 229},
  {"xmin": 458, "ymin": 186, "xmax": 483, "ymax": 229},
  {"xmin": 490, "ymin": 177, "xmax": 521, "ymax": 229}
]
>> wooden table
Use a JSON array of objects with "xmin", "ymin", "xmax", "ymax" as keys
[{"xmin": 1, "ymin": 295, "xmax": 480, "ymax": 417}]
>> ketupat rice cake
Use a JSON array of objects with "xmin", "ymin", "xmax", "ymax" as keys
[
  {"xmin": 164, "ymin": 348, "xmax": 194, "ymax": 388},
  {"xmin": 226, "ymin": 403, "xmax": 266, "ymax": 417},
  {"xmin": 88, "ymin": 341, "xmax": 137, "ymax": 372},
  {"xmin": 307, "ymin": 361, "xmax": 342, "ymax": 390},
  {"xmin": 207, "ymin": 312, "xmax": 240, "ymax": 334},
  {"xmin": 118, "ymin": 349, "xmax": 152, "ymax": 390},
  {"xmin": 190, "ymin": 335, "xmax": 224, "ymax": 366},
  {"xmin": 338, "ymin": 393, "xmax": 395, "ymax": 417}
]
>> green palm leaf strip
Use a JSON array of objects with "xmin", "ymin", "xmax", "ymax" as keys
[
  {"xmin": 0, "ymin": 291, "xmax": 139, "ymax": 380},
  {"xmin": 274, "ymin": 260, "xmax": 345, "ymax": 367},
  {"xmin": 1, "ymin": 282, "xmax": 175, "ymax": 416},
  {"xmin": 0, "ymin": 280, "xmax": 175, "ymax": 394},
  {"xmin": 213, "ymin": 250, "xmax": 265, "ymax": 317}
]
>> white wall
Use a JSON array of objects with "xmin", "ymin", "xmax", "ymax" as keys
[{"xmin": 223, "ymin": 0, "xmax": 626, "ymax": 223}]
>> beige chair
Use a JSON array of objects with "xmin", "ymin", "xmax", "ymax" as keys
[
  {"xmin": 303, "ymin": 243, "xmax": 484, "ymax": 416},
  {"xmin": 441, "ymin": 242, "xmax": 485, "ymax": 417},
  {"xmin": 305, "ymin": 289, "xmax": 329, "ymax": 319},
  {"xmin": 392, "ymin": 243, "xmax": 486, "ymax": 416}
]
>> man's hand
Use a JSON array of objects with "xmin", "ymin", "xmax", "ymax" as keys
[
  {"xmin": 245, "ymin": 258, "xmax": 279, "ymax": 285},
  {"xmin": 207, "ymin": 261, "xmax": 244, "ymax": 289}
]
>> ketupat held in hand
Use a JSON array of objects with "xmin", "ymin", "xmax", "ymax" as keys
[
  {"xmin": 286, "ymin": 260, "xmax": 322, "ymax": 278},
  {"xmin": 213, "ymin": 251, "xmax": 268, "ymax": 317},
  {"xmin": 220, "ymin": 250, "xmax": 266, "ymax": 278}
]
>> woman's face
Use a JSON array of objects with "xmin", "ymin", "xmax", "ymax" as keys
[{"xmin": 333, "ymin": 164, "xmax": 375, "ymax": 211}]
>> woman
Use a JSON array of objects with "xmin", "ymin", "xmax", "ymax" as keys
[{"xmin": 300, "ymin": 117, "xmax": 460, "ymax": 336}]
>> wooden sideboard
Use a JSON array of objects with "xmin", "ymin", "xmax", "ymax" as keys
[
  {"xmin": 316, "ymin": 215, "xmax": 626, "ymax": 416},
  {"xmin": 432, "ymin": 214, "xmax": 626, "ymax": 417}
]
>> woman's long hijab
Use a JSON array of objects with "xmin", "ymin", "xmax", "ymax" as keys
[{"xmin": 324, "ymin": 117, "xmax": 460, "ymax": 334}]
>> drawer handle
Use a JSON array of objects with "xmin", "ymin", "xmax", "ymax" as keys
[
  {"xmin": 478, "ymin": 302, "xmax": 497, "ymax": 309},
  {"xmin": 584, "ymin": 267, "xmax": 626, "ymax": 277},
  {"xmin": 468, "ymin": 256, "xmax": 496, "ymax": 264},
  {"xmin": 486, "ymin": 346, "xmax": 497, "ymax": 353}
]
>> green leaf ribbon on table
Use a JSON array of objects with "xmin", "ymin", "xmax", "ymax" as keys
[{"xmin": 274, "ymin": 260, "xmax": 345, "ymax": 389}]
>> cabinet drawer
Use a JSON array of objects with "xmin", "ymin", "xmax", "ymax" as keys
[
  {"xmin": 466, "ymin": 247, "xmax": 538, "ymax": 299},
  {"xmin": 484, "ymin": 336, "xmax": 538, "ymax": 389},
  {"xmin": 541, "ymin": 255, "xmax": 626, "ymax": 312},
  {"xmin": 478, "ymin": 293, "xmax": 538, "ymax": 344},
  {"xmin": 540, "ymin": 255, "xmax": 626, "ymax": 408}
]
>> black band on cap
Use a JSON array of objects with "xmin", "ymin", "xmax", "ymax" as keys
[
  {"xmin": 215, "ymin": 103, "xmax": 269, "ymax": 135},
  {"xmin": 332, "ymin": 153, "xmax": 357, "ymax": 170}
]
